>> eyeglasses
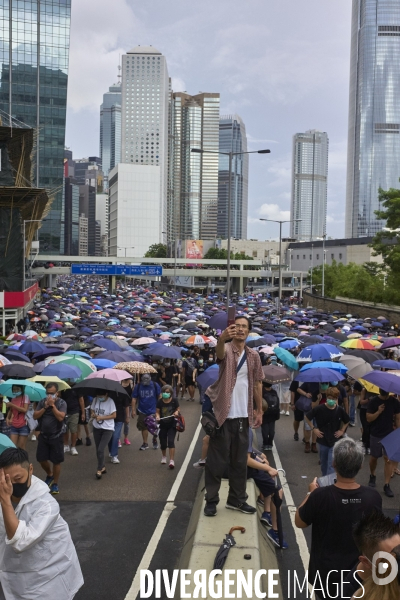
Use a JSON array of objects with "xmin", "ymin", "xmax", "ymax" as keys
[{"xmin": 235, "ymin": 324, "xmax": 248, "ymax": 330}]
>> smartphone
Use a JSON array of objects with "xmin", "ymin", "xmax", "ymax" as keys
[{"xmin": 227, "ymin": 306, "xmax": 236, "ymax": 326}]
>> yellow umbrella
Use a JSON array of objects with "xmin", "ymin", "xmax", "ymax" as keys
[
  {"xmin": 28, "ymin": 376, "xmax": 71, "ymax": 391},
  {"xmin": 359, "ymin": 378, "xmax": 379, "ymax": 394},
  {"xmin": 366, "ymin": 339, "xmax": 382, "ymax": 348}
]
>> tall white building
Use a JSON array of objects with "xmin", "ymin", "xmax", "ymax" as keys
[
  {"xmin": 121, "ymin": 46, "xmax": 169, "ymax": 242},
  {"xmin": 290, "ymin": 130, "xmax": 328, "ymax": 241},
  {"xmin": 100, "ymin": 83, "xmax": 121, "ymax": 190},
  {"xmin": 108, "ymin": 163, "xmax": 161, "ymax": 257}
]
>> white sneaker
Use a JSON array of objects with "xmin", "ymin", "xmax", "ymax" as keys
[
  {"xmin": 64, "ymin": 445, "xmax": 70, "ymax": 453},
  {"xmin": 111, "ymin": 456, "xmax": 120, "ymax": 464},
  {"xmin": 285, "ymin": 411, "xmax": 290, "ymax": 416},
  {"xmin": 193, "ymin": 459, "xmax": 206, "ymax": 469},
  {"xmin": 161, "ymin": 456, "xmax": 167, "ymax": 464},
  {"xmin": 169, "ymin": 460, "xmax": 175, "ymax": 469},
  {"xmin": 70, "ymin": 447, "xmax": 78, "ymax": 456},
  {"xmin": 31, "ymin": 434, "xmax": 36, "ymax": 441},
  {"xmin": 280, "ymin": 410, "xmax": 285, "ymax": 415}
]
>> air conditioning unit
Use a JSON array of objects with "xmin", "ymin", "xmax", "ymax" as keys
[{"xmin": 30, "ymin": 241, "xmax": 40, "ymax": 251}]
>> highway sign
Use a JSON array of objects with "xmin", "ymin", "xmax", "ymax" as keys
[{"xmin": 71, "ymin": 264, "xmax": 162, "ymax": 276}]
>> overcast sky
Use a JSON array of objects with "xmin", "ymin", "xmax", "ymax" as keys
[{"xmin": 65, "ymin": 0, "xmax": 352, "ymax": 241}]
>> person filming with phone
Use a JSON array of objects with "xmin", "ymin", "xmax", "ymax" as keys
[{"xmin": 203, "ymin": 315, "xmax": 264, "ymax": 518}]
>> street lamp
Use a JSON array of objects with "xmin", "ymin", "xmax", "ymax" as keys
[
  {"xmin": 23, "ymin": 219, "xmax": 42, "ymax": 291},
  {"xmin": 259, "ymin": 218, "xmax": 302, "ymax": 316},
  {"xmin": 192, "ymin": 147, "xmax": 271, "ymax": 310},
  {"xmin": 117, "ymin": 246, "xmax": 135, "ymax": 258},
  {"xmin": 322, "ymin": 233, "xmax": 326, "ymax": 297}
]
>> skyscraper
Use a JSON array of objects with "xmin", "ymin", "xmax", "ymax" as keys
[
  {"xmin": 0, "ymin": 0, "xmax": 71, "ymax": 254},
  {"xmin": 100, "ymin": 83, "xmax": 121, "ymax": 190},
  {"xmin": 168, "ymin": 92, "xmax": 220, "ymax": 242},
  {"xmin": 121, "ymin": 46, "xmax": 169, "ymax": 241},
  {"xmin": 346, "ymin": 0, "xmax": 400, "ymax": 238},
  {"xmin": 291, "ymin": 130, "xmax": 328, "ymax": 241},
  {"xmin": 218, "ymin": 115, "xmax": 249, "ymax": 240}
]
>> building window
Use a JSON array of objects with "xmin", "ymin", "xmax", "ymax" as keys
[
  {"xmin": 297, "ymin": 255, "xmax": 299, "ymax": 259},
  {"xmin": 310, "ymin": 255, "xmax": 312, "ymax": 260},
  {"xmin": 331, "ymin": 254, "xmax": 334, "ymax": 259},
  {"xmin": 339, "ymin": 253, "xmax": 342, "ymax": 260},
  {"xmin": 252, "ymin": 250, "xmax": 257, "ymax": 257},
  {"xmin": 303, "ymin": 255, "xmax": 306, "ymax": 259},
  {"xmin": 316, "ymin": 254, "xmax": 319, "ymax": 260}
]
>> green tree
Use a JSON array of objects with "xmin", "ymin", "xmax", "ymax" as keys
[
  {"xmin": 144, "ymin": 243, "xmax": 167, "ymax": 258},
  {"xmin": 310, "ymin": 261, "xmax": 385, "ymax": 303},
  {"xmin": 371, "ymin": 187, "xmax": 400, "ymax": 273}
]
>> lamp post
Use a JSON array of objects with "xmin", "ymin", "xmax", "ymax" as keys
[
  {"xmin": 192, "ymin": 147, "xmax": 271, "ymax": 311},
  {"xmin": 23, "ymin": 219, "xmax": 42, "ymax": 291},
  {"xmin": 259, "ymin": 218, "xmax": 302, "ymax": 316},
  {"xmin": 322, "ymin": 233, "xmax": 326, "ymax": 297},
  {"xmin": 117, "ymin": 247, "xmax": 135, "ymax": 286}
]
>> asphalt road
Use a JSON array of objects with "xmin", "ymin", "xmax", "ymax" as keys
[{"xmin": 0, "ymin": 398, "xmax": 398, "ymax": 600}]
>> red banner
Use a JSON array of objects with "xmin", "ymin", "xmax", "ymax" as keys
[{"xmin": 4, "ymin": 282, "xmax": 39, "ymax": 308}]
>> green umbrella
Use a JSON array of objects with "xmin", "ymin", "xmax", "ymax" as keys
[
  {"xmin": 0, "ymin": 434, "xmax": 16, "ymax": 455},
  {"xmin": 0, "ymin": 379, "xmax": 47, "ymax": 402},
  {"xmin": 44, "ymin": 355, "xmax": 96, "ymax": 381},
  {"xmin": 273, "ymin": 347, "xmax": 298, "ymax": 371}
]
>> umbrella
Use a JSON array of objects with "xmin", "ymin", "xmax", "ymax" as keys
[
  {"xmin": 380, "ymin": 429, "xmax": 400, "ymax": 462},
  {"xmin": 279, "ymin": 339, "xmax": 300, "ymax": 350},
  {"xmin": 91, "ymin": 338, "xmax": 123, "ymax": 351},
  {"xmin": 73, "ymin": 378, "xmax": 131, "ymax": 401},
  {"xmin": 1, "ymin": 364, "xmax": 36, "ymax": 378},
  {"xmin": 297, "ymin": 344, "xmax": 343, "ymax": 363},
  {"xmin": 338, "ymin": 355, "xmax": 365, "ymax": 367},
  {"xmin": 142, "ymin": 344, "xmax": 182, "ymax": 359},
  {"xmin": 0, "ymin": 356, "xmax": 13, "ymax": 367},
  {"xmin": 207, "ymin": 312, "xmax": 228, "ymax": 330},
  {"xmin": 360, "ymin": 371, "xmax": 400, "ymax": 394},
  {"xmin": 213, "ymin": 526, "xmax": 246, "ymax": 569},
  {"xmin": 44, "ymin": 355, "xmax": 96, "ymax": 381},
  {"xmin": 273, "ymin": 347, "xmax": 298, "ymax": 370},
  {"xmin": 91, "ymin": 358, "xmax": 118, "ymax": 370},
  {"xmin": 85, "ymin": 368, "xmax": 132, "ymax": 382},
  {"xmin": 346, "ymin": 362, "xmax": 373, "ymax": 380},
  {"xmin": 0, "ymin": 434, "xmax": 16, "ymax": 455},
  {"xmin": 197, "ymin": 365, "xmax": 219, "ymax": 389},
  {"xmin": 28, "ymin": 376, "xmax": 71, "ymax": 392},
  {"xmin": 3, "ymin": 351, "xmax": 32, "ymax": 364},
  {"xmin": 96, "ymin": 351, "xmax": 133, "ymax": 363},
  {"xmin": 345, "ymin": 350, "xmax": 385, "ymax": 364},
  {"xmin": 262, "ymin": 365, "xmax": 292, "ymax": 383},
  {"xmin": 185, "ymin": 335, "xmax": 212, "ymax": 346},
  {"xmin": 372, "ymin": 360, "xmax": 400, "ymax": 370},
  {"xmin": 0, "ymin": 379, "xmax": 47, "ymax": 401},
  {"xmin": 340, "ymin": 339, "xmax": 375, "ymax": 350},
  {"xmin": 300, "ymin": 361, "xmax": 348, "ymax": 374},
  {"xmin": 295, "ymin": 368, "xmax": 345, "ymax": 383},
  {"xmin": 380, "ymin": 338, "xmax": 400, "ymax": 350},
  {"xmin": 19, "ymin": 340, "xmax": 43, "ymax": 354},
  {"xmin": 131, "ymin": 337, "xmax": 157, "ymax": 346},
  {"xmin": 113, "ymin": 362, "xmax": 157, "ymax": 375},
  {"xmin": 41, "ymin": 363, "xmax": 82, "ymax": 379}
]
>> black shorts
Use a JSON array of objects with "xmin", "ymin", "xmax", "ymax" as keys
[
  {"xmin": 369, "ymin": 435, "xmax": 386, "ymax": 459},
  {"xmin": 294, "ymin": 408, "xmax": 304, "ymax": 422},
  {"xmin": 36, "ymin": 434, "xmax": 64, "ymax": 465},
  {"xmin": 248, "ymin": 467, "xmax": 281, "ymax": 497},
  {"xmin": 185, "ymin": 378, "xmax": 195, "ymax": 387}
]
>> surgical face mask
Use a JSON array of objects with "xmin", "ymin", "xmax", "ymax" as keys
[
  {"xmin": 326, "ymin": 399, "xmax": 337, "ymax": 408},
  {"xmin": 12, "ymin": 474, "xmax": 30, "ymax": 499},
  {"xmin": 320, "ymin": 384, "xmax": 329, "ymax": 391},
  {"xmin": 330, "ymin": 381, "xmax": 339, "ymax": 387},
  {"xmin": 198, "ymin": 360, "xmax": 203, "ymax": 365},
  {"xmin": 97, "ymin": 396, "xmax": 107, "ymax": 402},
  {"xmin": 162, "ymin": 392, "xmax": 171, "ymax": 399},
  {"xmin": 164, "ymin": 362, "xmax": 171, "ymax": 367},
  {"xmin": 153, "ymin": 363, "xmax": 158, "ymax": 368},
  {"xmin": 208, "ymin": 358, "xmax": 213, "ymax": 363},
  {"xmin": 47, "ymin": 393, "xmax": 57, "ymax": 398},
  {"xmin": 12, "ymin": 391, "xmax": 21, "ymax": 397}
]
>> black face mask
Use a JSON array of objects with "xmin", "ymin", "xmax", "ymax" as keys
[{"xmin": 12, "ymin": 475, "xmax": 30, "ymax": 499}]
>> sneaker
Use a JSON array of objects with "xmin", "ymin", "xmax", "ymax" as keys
[
  {"xmin": 204, "ymin": 503, "xmax": 217, "ymax": 517},
  {"xmin": 369, "ymin": 474, "xmax": 376, "ymax": 488},
  {"xmin": 169, "ymin": 460, "xmax": 175, "ymax": 469},
  {"xmin": 267, "ymin": 528, "xmax": 288, "ymax": 549},
  {"xmin": 50, "ymin": 483, "xmax": 59, "ymax": 495},
  {"xmin": 153, "ymin": 438, "xmax": 159, "ymax": 450},
  {"xmin": 124, "ymin": 438, "xmax": 131, "ymax": 446},
  {"xmin": 140, "ymin": 443, "xmax": 149, "ymax": 451},
  {"xmin": 31, "ymin": 434, "xmax": 37, "ymax": 441},
  {"xmin": 280, "ymin": 410, "xmax": 285, "ymax": 415},
  {"xmin": 70, "ymin": 447, "xmax": 78, "ymax": 456},
  {"xmin": 349, "ymin": 422, "xmax": 356, "ymax": 427},
  {"xmin": 384, "ymin": 484, "xmax": 394, "ymax": 498},
  {"xmin": 304, "ymin": 442, "xmax": 311, "ymax": 453},
  {"xmin": 118, "ymin": 440, "xmax": 122, "ymax": 448},
  {"xmin": 111, "ymin": 456, "xmax": 120, "ymax": 464},
  {"xmin": 63, "ymin": 445, "xmax": 70, "ymax": 453},
  {"xmin": 86, "ymin": 437, "xmax": 92, "ymax": 446},
  {"xmin": 260, "ymin": 511, "xmax": 272, "ymax": 527},
  {"xmin": 161, "ymin": 456, "xmax": 167, "ymax": 464},
  {"xmin": 294, "ymin": 433, "xmax": 299, "ymax": 441},
  {"xmin": 193, "ymin": 459, "xmax": 206, "ymax": 469},
  {"xmin": 285, "ymin": 411, "xmax": 290, "ymax": 416},
  {"xmin": 226, "ymin": 501, "xmax": 256, "ymax": 514},
  {"xmin": 75, "ymin": 438, "xmax": 83, "ymax": 446},
  {"xmin": 45, "ymin": 475, "xmax": 54, "ymax": 488}
]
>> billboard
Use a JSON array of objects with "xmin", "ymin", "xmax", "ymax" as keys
[{"xmin": 185, "ymin": 240, "xmax": 203, "ymax": 265}]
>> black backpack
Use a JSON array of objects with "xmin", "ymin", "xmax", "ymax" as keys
[
  {"xmin": 264, "ymin": 390, "xmax": 280, "ymax": 420},
  {"xmin": 185, "ymin": 358, "xmax": 197, "ymax": 377}
]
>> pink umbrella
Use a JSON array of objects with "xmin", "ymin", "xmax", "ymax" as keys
[
  {"xmin": 131, "ymin": 337, "xmax": 157, "ymax": 345},
  {"xmin": 85, "ymin": 368, "xmax": 132, "ymax": 382}
]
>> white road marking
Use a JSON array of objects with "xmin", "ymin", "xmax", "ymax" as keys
[{"xmin": 124, "ymin": 420, "xmax": 203, "ymax": 600}]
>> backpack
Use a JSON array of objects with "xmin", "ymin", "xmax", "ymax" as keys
[
  {"xmin": 184, "ymin": 358, "xmax": 196, "ymax": 377},
  {"xmin": 175, "ymin": 413, "xmax": 185, "ymax": 432},
  {"xmin": 264, "ymin": 390, "xmax": 280, "ymax": 420}
]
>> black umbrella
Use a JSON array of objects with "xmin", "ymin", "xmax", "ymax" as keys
[
  {"xmin": 345, "ymin": 349, "xmax": 385, "ymax": 364},
  {"xmin": 2, "ymin": 364, "xmax": 36, "ymax": 378},
  {"xmin": 272, "ymin": 470, "xmax": 285, "ymax": 549},
  {"xmin": 213, "ymin": 526, "xmax": 246, "ymax": 569},
  {"xmin": 73, "ymin": 377, "xmax": 131, "ymax": 401}
]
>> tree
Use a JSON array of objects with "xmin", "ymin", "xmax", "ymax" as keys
[
  {"xmin": 371, "ymin": 187, "xmax": 400, "ymax": 273},
  {"xmin": 310, "ymin": 261, "xmax": 385, "ymax": 303},
  {"xmin": 144, "ymin": 243, "xmax": 167, "ymax": 258}
]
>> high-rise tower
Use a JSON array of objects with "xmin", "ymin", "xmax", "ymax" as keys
[{"xmin": 100, "ymin": 83, "xmax": 121, "ymax": 190}]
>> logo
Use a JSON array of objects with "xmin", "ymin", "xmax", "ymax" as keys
[
  {"xmin": 342, "ymin": 499, "xmax": 348, "ymax": 504},
  {"xmin": 371, "ymin": 551, "xmax": 399, "ymax": 585}
]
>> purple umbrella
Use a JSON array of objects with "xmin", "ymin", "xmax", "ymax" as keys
[{"xmin": 361, "ymin": 371, "xmax": 400, "ymax": 394}]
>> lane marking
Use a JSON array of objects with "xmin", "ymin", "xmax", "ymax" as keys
[
  {"xmin": 125, "ymin": 420, "xmax": 203, "ymax": 600},
  {"xmin": 272, "ymin": 444, "xmax": 310, "ymax": 573}
]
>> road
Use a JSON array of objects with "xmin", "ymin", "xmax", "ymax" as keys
[{"xmin": 0, "ymin": 396, "xmax": 398, "ymax": 600}]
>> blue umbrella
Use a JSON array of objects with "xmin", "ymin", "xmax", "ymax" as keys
[
  {"xmin": 49, "ymin": 330, "xmax": 63, "ymax": 337},
  {"xmin": 372, "ymin": 360, "xmax": 400, "ymax": 370},
  {"xmin": 361, "ymin": 371, "xmax": 400, "ymax": 394},
  {"xmin": 197, "ymin": 365, "xmax": 219, "ymax": 388},
  {"xmin": 300, "ymin": 361, "xmax": 348, "ymax": 374},
  {"xmin": 207, "ymin": 312, "xmax": 228, "ymax": 330},
  {"xmin": 64, "ymin": 351, "xmax": 92, "ymax": 359},
  {"xmin": 142, "ymin": 344, "xmax": 182, "ymax": 359},
  {"xmin": 3, "ymin": 351, "xmax": 32, "ymax": 363},
  {"xmin": 380, "ymin": 429, "xmax": 400, "ymax": 462},
  {"xmin": 297, "ymin": 344, "xmax": 343, "ymax": 363},
  {"xmin": 279, "ymin": 339, "xmax": 299, "ymax": 350},
  {"xmin": 91, "ymin": 358, "xmax": 118, "ymax": 370},
  {"xmin": 273, "ymin": 347, "xmax": 298, "ymax": 370},
  {"xmin": 0, "ymin": 379, "xmax": 47, "ymax": 401},
  {"xmin": 93, "ymin": 338, "xmax": 122, "ymax": 351},
  {"xmin": 96, "ymin": 350, "xmax": 132, "ymax": 362},
  {"xmin": 41, "ymin": 363, "xmax": 82, "ymax": 379},
  {"xmin": 295, "ymin": 368, "xmax": 345, "ymax": 383},
  {"xmin": 19, "ymin": 340, "xmax": 44, "ymax": 354}
]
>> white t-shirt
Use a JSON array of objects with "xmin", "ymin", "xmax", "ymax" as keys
[
  {"xmin": 227, "ymin": 350, "xmax": 249, "ymax": 419},
  {"xmin": 92, "ymin": 397, "xmax": 116, "ymax": 431}
]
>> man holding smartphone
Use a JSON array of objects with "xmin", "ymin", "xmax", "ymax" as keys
[{"xmin": 203, "ymin": 315, "xmax": 264, "ymax": 517}]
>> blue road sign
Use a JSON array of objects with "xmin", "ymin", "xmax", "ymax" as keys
[{"xmin": 71, "ymin": 264, "xmax": 163, "ymax": 276}]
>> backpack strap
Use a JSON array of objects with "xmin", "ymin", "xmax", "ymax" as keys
[{"xmin": 237, "ymin": 352, "xmax": 247, "ymax": 374}]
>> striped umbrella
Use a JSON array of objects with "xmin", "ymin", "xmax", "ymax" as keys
[{"xmin": 340, "ymin": 339, "xmax": 375, "ymax": 350}]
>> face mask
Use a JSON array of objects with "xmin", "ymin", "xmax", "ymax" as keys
[
  {"xmin": 320, "ymin": 384, "xmax": 329, "ymax": 391},
  {"xmin": 326, "ymin": 399, "xmax": 336, "ymax": 408},
  {"xmin": 162, "ymin": 393, "xmax": 171, "ymax": 399},
  {"xmin": 153, "ymin": 363, "xmax": 158, "ymax": 368},
  {"xmin": 141, "ymin": 378, "xmax": 150, "ymax": 386},
  {"xmin": 164, "ymin": 362, "xmax": 171, "ymax": 367},
  {"xmin": 208, "ymin": 358, "xmax": 213, "ymax": 362},
  {"xmin": 12, "ymin": 475, "xmax": 30, "ymax": 499},
  {"xmin": 198, "ymin": 360, "xmax": 203, "ymax": 365},
  {"xmin": 97, "ymin": 396, "xmax": 107, "ymax": 402},
  {"xmin": 330, "ymin": 381, "xmax": 338, "ymax": 387},
  {"xmin": 12, "ymin": 391, "xmax": 21, "ymax": 397},
  {"xmin": 47, "ymin": 393, "xmax": 57, "ymax": 399}
]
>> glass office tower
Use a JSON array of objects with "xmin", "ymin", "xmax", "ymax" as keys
[
  {"xmin": 100, "ymin": 83, "xmax": 121, "ymax": 190},
  {"xmin": 346, "ymin": 0, "xmax": 400, "ymax": 238},
  {"xmin": 218, "ymin": 114, "xmax": 249, "ymax": 240},
  {"xmin": 291, "ymin": 130, "xmax": 328, "ymax": 241},
  {"xmin": 0, "ymin": 0, "xmax": 71, "ymax": 253}
]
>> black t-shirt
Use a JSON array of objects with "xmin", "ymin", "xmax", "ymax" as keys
[
  {"xmin": 164, "ymin": 365, "xmax": 179, "ymax": 386},
  {"xmin": 367, "ymin": 395, "xmax": 400, "ymax": 438},
  {"xmin": 156, "ymin": 398, "xmax": 179, "ymax": 426},
  {"xmin": 298, "ymin": 485, "xmax": 382, "ymax": 598},
  {"xmin": 114, "ymin": 397, "xmax": 131, "ymax": 423},
  {"xmin": 61, "ymin": 388, "xmax": 81, "ymax": 415},
  {"xmin": 36, "ymin": 398, "xmax": 67, "ymax": 438},
  {"xmin": 289, "ymin": 380, "xmax": 301, "ymax": 403},
  {"xmin": 305, "ymin": 405, "xmax": 350, "ymax": 447}
]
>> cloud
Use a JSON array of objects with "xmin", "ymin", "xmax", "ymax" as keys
[
  {"xmin": 171, "ymin": 77, "xmax": 187, "ymax": 93},
  {"xmin": 258, "ymin": 204, "xmax": 291, "ymax": 221}
]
